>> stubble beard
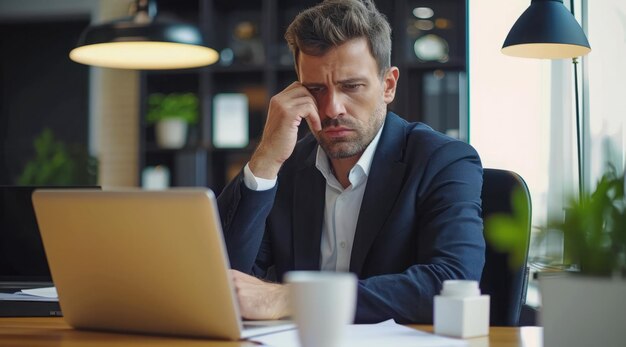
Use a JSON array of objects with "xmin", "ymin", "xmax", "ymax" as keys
[{"xmin": 316, "ymin": 101, "xmax": 387, "ymax": 160}]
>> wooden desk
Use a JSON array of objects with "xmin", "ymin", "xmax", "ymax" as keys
[{"xmin": 0, "ymin": 317, "xmax": 542, "ymax": 346}]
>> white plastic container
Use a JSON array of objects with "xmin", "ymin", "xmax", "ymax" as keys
[{"xmin": 433, "ymin": 280, "xmax": 490, "ymax": 338}]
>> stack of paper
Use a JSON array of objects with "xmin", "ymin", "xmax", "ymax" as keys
[{"xmin": 252, "ymin": 319, "xmax": 468, "ymax": 347}]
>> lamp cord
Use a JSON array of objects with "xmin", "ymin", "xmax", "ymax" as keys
[
  {"xmin": 570, "ymin": 0, "xmax": 584, "ymax": 202},
  {"xmin": 573, "ymin": 57, "xmax": 583, "ymax": 202}
]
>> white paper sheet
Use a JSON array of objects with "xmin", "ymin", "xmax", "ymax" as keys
[
  {"xmin": 251, "ymin": 319, "xmax": 468, "ymax": 347},
  {"xmin": 0, "ymin": 292, "xmax": 57, "ymax": 302},
  {"xmin": 19, "ymin": 286, "xmax": 58, "ymax": 298}
]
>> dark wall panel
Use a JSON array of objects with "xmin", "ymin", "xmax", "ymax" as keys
[{"xmin": 0, "ymin": 19, "xmax": 89, "ymax": 184}]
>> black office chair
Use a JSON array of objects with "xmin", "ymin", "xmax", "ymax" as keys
[{"xmin": 480, "ymin": 169, "xmax": 532, "ymax": 326}]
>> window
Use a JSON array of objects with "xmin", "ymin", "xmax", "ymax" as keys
[{"xmin": 586, "ymin": 0, "xmax": 626, "ymax": 183}]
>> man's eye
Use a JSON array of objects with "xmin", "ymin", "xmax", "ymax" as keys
[
  {"xmin": 343, "ymin": 84, "xmax": 363, "ymax": 90},
  {"xmin": 307, "ymin": 86, "xmax": 323, "ymax": 93}
]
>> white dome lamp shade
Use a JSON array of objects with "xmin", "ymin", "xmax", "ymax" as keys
[{"xmin": 70, "ymin": 0, "xmax": 219, "ymax": 70}]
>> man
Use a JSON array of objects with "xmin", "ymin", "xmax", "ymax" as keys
[{"xmin": 217, "ymin": 0, "xmax": 484, "ymax": 324}]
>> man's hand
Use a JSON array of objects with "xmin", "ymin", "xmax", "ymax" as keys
[
  {"xmin": 249, "ymin": 82, "xmax": 322, "ymax": 179},
  {"xmin": 229, "ymin": 269, "xmax": 291, "ymax": 320}
]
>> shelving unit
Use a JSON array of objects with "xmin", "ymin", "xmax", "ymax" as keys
[{"xmin": 139, "ymin": 0, "xmax": 466, "ymax": 193}]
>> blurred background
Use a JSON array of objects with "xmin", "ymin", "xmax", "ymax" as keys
[{"xmin": 0, "ymin": 0, "xmax": 468, "ymax": 192}]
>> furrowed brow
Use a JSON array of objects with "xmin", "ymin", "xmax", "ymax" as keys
[{"xmin": 337, "ymin": 77, "xmax": 368, "ymax": 85}]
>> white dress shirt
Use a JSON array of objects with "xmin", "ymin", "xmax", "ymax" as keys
[{"xmin": 242, "ymin": 125, "xmax": 384, "ymax": 272}]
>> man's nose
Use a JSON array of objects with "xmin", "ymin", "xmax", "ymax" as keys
[{"xmin": 321, "ymin": 90, "xmax": 346, "ymax": 119}]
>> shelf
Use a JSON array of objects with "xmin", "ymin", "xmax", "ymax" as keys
[
  {"xmin": 402, "ymin": 59, "xmax": 465, "ymax": 70},
  {"xmin": 144, "ymin": 144, "xmax": 207, "ymax": 154},
  {"xmin": 210, "ymin": 64, "xmax": 267, "ymax": 73},
  {"xmin": 214, "ymin": 0, "xmax": 262, "ymax": 12},
  {"xmin": 144, "ymin": 143, "xmax": 257, "ymax": 154},
  {"xmin": 144, "ymin": 68, "xmax": 203, "ymax": 76},
  {"xmin": 144, "ymin": 73, "xmax": 199, "ymax": 94}
]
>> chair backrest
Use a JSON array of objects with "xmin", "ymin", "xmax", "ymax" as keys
[{"xmin": 480, "ymin": 169, "xmax": 532, "ymax": 326}]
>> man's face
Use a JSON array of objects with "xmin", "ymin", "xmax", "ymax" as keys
[{"xmin": 298, "ymin": 38, "xmax": 398, "ymax": 159}]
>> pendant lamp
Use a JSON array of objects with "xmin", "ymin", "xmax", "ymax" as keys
[
  {"xmin": 69, "ymin": 0, "xmax": 218, "ymax": 70},
  {"xmin": 502, "ymin": 0, "xmax": 591, "ymax": 199},
  {"xmin": 502, "ymin": 0, "xmax": 590, "ymax": 59}
]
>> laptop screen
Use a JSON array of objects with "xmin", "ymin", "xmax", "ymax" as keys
[{"xmin": 0, "ymin": 186, "xmax": 99, "ymax": 282}]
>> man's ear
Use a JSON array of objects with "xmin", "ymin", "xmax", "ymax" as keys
[{"xmin": 383, "ymin": 67, "xmax": 399, "ymax": 104}]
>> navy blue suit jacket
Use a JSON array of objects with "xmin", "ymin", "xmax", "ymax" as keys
[{"xmin": 217, "ymin": 112, "xmax": 485, "ymax": 324}]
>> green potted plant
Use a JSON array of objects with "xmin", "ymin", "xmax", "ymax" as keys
[
  {"xmin": 485, "ymin": 166, "xmax": 626, "ymax": 346},
  {"xmin": 18, "ymin": 128, "xmax": 98, "ymax": 185},
  {"xmin": 146, "ymin": 92, "xmax": 199, "ymax": 149}
]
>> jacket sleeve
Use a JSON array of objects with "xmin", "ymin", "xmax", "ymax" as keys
[
  {"xmin": 217, "ymin": 171, "xmax": 277, "ymax": 275},
  {"xmin": 355, "ymin": 141, "xmax": 485, "ymax": 324}
]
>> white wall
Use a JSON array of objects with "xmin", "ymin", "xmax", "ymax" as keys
[{"xmin": 469, "ymin": 0, "xmax": 555, "ymax": 226}]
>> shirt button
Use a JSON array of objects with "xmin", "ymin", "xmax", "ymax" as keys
[{"xmin": 340, "ymin": 241, "xmax": 346, "ymax": 249}]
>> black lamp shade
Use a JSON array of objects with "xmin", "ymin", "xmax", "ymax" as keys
[
  {"xmin": 70, "ymin": 16, "xmax": 219, "ymax": 70},
  {"xmin": 502, "ymin": 0, "xmax": 591, "ymax": 59}
]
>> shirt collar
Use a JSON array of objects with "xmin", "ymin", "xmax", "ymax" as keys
[{"xmin": 315, "ymin": 120, "xmax": 385, "ymax": 189}]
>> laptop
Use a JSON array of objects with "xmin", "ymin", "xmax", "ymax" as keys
[
  {"xmin": 31, "ymin": 189, "xmax": 294, "ymax": 340},
  {"xmin": 0, "ymin": 185, "xmax": 99, "ymax": 317}
]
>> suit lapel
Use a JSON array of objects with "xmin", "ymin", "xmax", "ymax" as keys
[
  {"xmin": 292, "ymin": 149, "xmax": 325, "ymax": 270},
  {"xmin": 350, "ymin": 113, "xmax": 408, "ymax": 275}
]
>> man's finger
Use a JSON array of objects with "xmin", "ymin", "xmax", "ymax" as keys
[{"xmin": 304, "ymin": 110, "xmax": 322, "ymax": 133}]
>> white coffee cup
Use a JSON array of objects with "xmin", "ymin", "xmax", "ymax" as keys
[{"xmin": 285, "ymin": 271, "xmax": 357, "ymax": 347}]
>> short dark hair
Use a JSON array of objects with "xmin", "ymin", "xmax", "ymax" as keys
[{"xmin": 285, "ymin": 0, "xmax": 392, "ymax": 77}]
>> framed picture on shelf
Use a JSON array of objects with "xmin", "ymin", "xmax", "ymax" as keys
[{"xmin": 212, "ymin": 93, "xmax": 249, "ymax": 149}]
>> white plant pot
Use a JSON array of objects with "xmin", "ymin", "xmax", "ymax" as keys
[
  {"xmin": 540, "ymin": 275, "xmax": 626, "ymax": 347},
  {"xmin": 155, "ymin": 119, "xmax": 188, "ymax": 149}
]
